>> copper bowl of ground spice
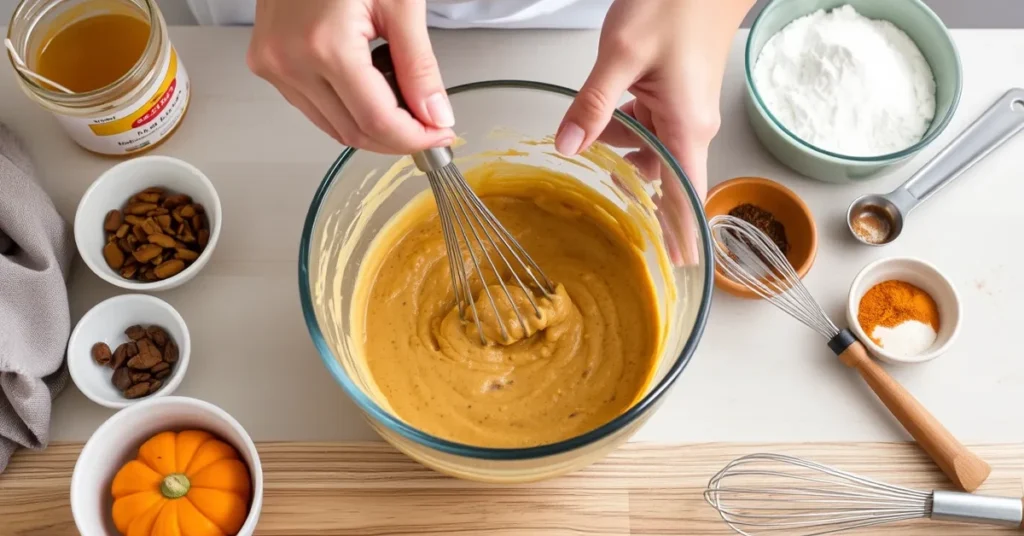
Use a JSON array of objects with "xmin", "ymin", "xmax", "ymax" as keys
[
  {"xmin": 704, "ymin": 176, "xmax": 818, "ymax": 299},
  {"xmin": 846, "ymin": 257, "xmax": 962, "ymax": 364}
]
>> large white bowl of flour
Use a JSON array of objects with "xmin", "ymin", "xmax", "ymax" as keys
[{"xmin": 744, "ymin": 0, "xmax": 962, "ymax": 183}]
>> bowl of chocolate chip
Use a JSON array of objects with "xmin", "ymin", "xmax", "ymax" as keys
[
  {"xmin": 68, "ymin": 294, "xmax": 190, "ymax": 409},
  {"xmin": 704, "ymin": 176, "xmax": 818, "ymax": 299},
  {"xmin": 74, "ymin": 155, "xmax": 222, "ymax": 291}
]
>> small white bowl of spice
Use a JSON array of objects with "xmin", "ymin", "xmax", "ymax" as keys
[{"xmin": 847, "ymin": 257, "xmax": 961, "ymax": 364}]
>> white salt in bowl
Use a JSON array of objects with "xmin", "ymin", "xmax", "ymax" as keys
[{"xmin": 847, "ymin": 257, "xmax": 961, "ymax": 364}]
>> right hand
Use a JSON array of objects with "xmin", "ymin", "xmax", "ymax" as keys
[{"xmin": 246, "ymin": 0, "xmax": 455, "ymax": 153}]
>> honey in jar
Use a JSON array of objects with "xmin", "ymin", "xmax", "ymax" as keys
[
  {"xmin": 35, "ymin": 13, "xmax": 151, "ymax": 93},
  {"xmin": 7, "ymin": 0, "xmax": 191, "ymax": 155}
]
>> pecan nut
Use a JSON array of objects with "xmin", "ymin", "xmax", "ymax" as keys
[
  {"xmin": 163, "ymin": 340, "xmax": 179, "ymax": 364},
  {"xmin": 148, "ymin": 233, "xmax": 177, "ymax": 248},
  {"xmin": 91, "ymin": 343, "xmax": 112, "ymax": 366},
  {"xmin": 124, "ymin": 382, "xmax": 151, "ymax": 399},
  {"xmin": 125, "ymin": 325, "xmax": 147, "ymax": 341},
  {"xmin": 133, "ymin": 244, "xmax": 163, "ymax": 263},
  {"xmin": 146, "ymin": 380, "xmax": 163, "ymax": 395},
  {"xmin": 128, "ymin": 338, "xmax": 163, "ymax": 369},
  {"xmin": 103, "ymin": 242, "xmax": 125, "ymax": 270},
  {"xmin": 126, "ymin": 202, "xmax": 158, "ymax": 215},
  {"xmin": 147, "ymin": 326, "xmax": 169, "ymax": 347},
  {"xmin": 154, "ymin": 259, "xmax": 185, "ymax": 279},
  {"xmin": 112, "ymin": 367, "xmax": 133, "ymax": 391},
  {"xmin": 103, "ymin": 210, "xmax": 122, "ymax": 232},
  {"xmin": 107, "ymin": 187, "xmax": 210, "ymax": 282}
]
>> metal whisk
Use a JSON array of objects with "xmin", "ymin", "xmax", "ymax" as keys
[
  {"xmin": 705, "ymin": 452, "xmax": 1024, "ymax": 535},
  {"xmin": 372, "ymin": 43, "xmax": 555, "ymax": 344},
  {"xmin": 709, "ymin": 215, "xmax": 989, "ymax": 493}
]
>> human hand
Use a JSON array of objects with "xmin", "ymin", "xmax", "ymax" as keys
[
  {"xmin": 557, "ymin": 0, "xmax": 754, "ymax": 265},
  {"xmin": 246, "ymin": 0, "xmax": 455, "ymax": 153}
]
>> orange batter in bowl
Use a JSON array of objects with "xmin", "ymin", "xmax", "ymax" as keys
[{"xmin": 354, "ymin": 161, "xmax": 662, "ymax": 448}]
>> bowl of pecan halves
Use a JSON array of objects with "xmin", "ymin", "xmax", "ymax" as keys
[
  {"xmin": 68, "ymin": 293, "xmax": 191, "ymax": 409},
  {"xmin": 74, "ymin": 155, "xmax": 222, "ymax": 291}
]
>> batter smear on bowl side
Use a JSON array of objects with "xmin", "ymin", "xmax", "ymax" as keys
[{"xmin": 353, "ymin": 161, "xmax": 662, "ymax": 448}]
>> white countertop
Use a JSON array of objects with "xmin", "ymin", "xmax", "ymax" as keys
[{"xmin": 8, "ymin": 27, "xmax": 1022, "ymax": 444}]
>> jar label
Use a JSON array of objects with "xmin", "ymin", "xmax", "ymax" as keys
[{"xmin": 54, "ymin": 46, "xmax": 190, "ymax": 155}]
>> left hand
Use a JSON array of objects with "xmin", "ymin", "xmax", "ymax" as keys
[{"xmin": 556, "ymin": 0, "xmax": 754, "ymax": 265}]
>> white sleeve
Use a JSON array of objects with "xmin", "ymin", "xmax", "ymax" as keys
[
  {"xmin": 185, "ymin": 0, "xmax": 257, "ymax": 26},
  {"xmin": 184, "ymin": 0, "xmax": 607, "ymax": 29}
]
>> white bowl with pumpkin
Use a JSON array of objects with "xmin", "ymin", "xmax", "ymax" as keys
[{"xmin": 70, "ymin": 396, "xmax": 263, "ymax": 536}]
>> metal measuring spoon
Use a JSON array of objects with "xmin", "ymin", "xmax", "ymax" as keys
[{"xmin": 848, "ymin": 88, "xmax": 1024, "ymax": 246}]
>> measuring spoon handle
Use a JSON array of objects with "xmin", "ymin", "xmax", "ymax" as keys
[{"xmin": 897, "ymin": 88, "xmax": 1024, "ymax": 212}]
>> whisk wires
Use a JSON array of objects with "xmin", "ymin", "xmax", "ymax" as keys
[
  {"xmin": 710, "ymin": 215, "xmax": 839, "ymax": 340},
  {"xmin": 371, "ymin": 43, "xmax": 556, "ymax": 346},
  {"xmin": 428, "ymin": 163, "xmax": 555, "ymax": 344},
  {"xmin": 705, "ymin": 453, "xmax": 932, "ymax": 536}
]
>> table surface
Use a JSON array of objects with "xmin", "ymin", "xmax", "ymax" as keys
[
  {"xmin": 4, "ymin": 27, "xmax": 1023, "ymax": 445},
  {"xmin": 6, "ymin": 441, "xmax": 1024, "ymax": 535}
]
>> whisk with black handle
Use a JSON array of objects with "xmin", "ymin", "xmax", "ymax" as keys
[
  {"xmin": 709, "ymin": 215, "xmax": 990, "ymax": 492},
  {"xmin": 370, "ymin": 43, "xmax": 555, "ymax": 345},
  {"xmin": 705, "ymin": 452, "xmax": 1024, "ymax": 535}
]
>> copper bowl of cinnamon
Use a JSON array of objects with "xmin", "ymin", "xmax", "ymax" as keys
[{"xmin": 704, "ymin": 176, "xmax": 818, "ymax": 299}]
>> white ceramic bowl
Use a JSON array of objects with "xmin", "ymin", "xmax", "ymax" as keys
[
  {"xmin": 71, "ymin": 396, "xmax": 264, "ymax": 536},
  {"xmin": 68, "ymin": 294, "xmax": 190, "ymax": 408},
  {"xmin": 74, "ymin": 155, "xmax": 222, "ymax": 291},
  {"xmin": 847, "ymin": 257, "xmax": 961, "ymax": 364}
]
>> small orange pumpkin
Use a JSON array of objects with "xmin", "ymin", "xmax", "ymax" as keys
[{"xmin": 110, "ymin": 430, "xmax": 252, "ymax": 536}]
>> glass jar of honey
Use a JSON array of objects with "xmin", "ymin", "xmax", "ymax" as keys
[{"xmin": 6, "ymin": 0, "xmax": 190, "ymax": 155}]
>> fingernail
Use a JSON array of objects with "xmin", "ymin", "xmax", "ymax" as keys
[
  {"xmin": 432, "ymin": 136, "xmax": 455, "ymax": 148},
  {"xmin": 555, "ymin": 122, "xmax": 585, "ymax": 155},
  {"xmin": 425, "ymin": 92, "xmax": 455, "ymax": 128}
]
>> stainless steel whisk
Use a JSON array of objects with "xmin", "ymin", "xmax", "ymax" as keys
[
  {"xmin": 372, "ymin": 43, "xmax": 555, "ymax": 344},
  {"xmin": 709, "ymin": 215, "xmax": 990, "ymax": 493},
  {"xmin": 705, "ymin": 452, "xmax": 1024, "ymax": 535}
]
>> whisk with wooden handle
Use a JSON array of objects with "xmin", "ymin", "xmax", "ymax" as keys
[
  {"xmin": 709, "ymin": 215, "xmax": 990, "ymax": 492},
  {"xmin": 370, "ymin": 43, "xmax": 556, "ymax": 345},
  {"xmin": 705, "ymin": 452, "xmax": 1023, "ymax": 535}
]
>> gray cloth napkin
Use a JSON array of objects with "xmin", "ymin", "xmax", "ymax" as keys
[{"xmin": 0, "ymin": 123, "xmax": 74, "ymax": 473}]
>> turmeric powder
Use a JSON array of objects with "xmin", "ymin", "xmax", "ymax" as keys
[{"xmin": 857, "ymin": 280, "xmax": 940, "ymax": 345}]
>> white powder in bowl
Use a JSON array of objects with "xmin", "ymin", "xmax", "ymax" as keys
[
  {"xmin": 752, "ymin": 4, "xmax": 937, "ymax": 157},
  {"xmin": 872, "ymin": 320, "xmax": 937, "ymax": 357}
]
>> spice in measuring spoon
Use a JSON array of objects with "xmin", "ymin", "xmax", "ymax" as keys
[
  {"xmin": 851, "ymin": 207, "xmax": 893, "ymax": 244},
  {"xmin": 857, "ymin": 280, "xmax": 940, "ymax": 356}
]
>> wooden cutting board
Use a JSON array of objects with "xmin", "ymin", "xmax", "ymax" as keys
[{"xmin": 2, "ymin": 442, "xmax": 1023, "ymax": 535}]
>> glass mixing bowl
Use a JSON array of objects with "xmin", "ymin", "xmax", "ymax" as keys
[{"xmin": 299, "ymin": 81, "xmax": 713, "ymax": 483}]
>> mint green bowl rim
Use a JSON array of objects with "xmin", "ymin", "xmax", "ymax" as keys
[{"xmin": 744, "ymin": 0, "xmax": 963, "ymax": 163}]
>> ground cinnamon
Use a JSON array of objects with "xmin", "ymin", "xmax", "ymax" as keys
[
  {"xmin": 728, "ymin": 203, "xmax": 790, "ymax": 254},
  {"xmin": 857, "ymin": 280, "xmax": 940, "ymax": 344}
]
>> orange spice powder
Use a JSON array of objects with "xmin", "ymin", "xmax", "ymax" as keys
[{"xmin": 857, "ymin": 280, "xmax": 940, "ymax": 344}]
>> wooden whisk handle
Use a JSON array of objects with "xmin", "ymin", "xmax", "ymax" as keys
[{"xmin": 832, "ymin": 332, "xmax": 991, "ymax": 492}]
